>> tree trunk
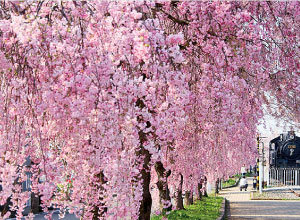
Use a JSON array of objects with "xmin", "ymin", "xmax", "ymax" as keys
[
  {"xmin": 197, "ymin": 182, "xmax": 203, "ymax": 200},
  {"xmin": 215, "ymin": 178, "xmax": 219, "ymax": 194},
  {"xmin": 184, "ymin": 191, "xmax": 193, "ymax": 206},
  {"xmin": 31, "ymin": 193, "xmax": 40, "ymax": 214},
  {"xmin": 155, "ymin": 161, "xmax": 172, "ymax": 212},
  {"xmin": 1, "ymin": 198, "xmax": 10, "ymax": 217},
  {"xmin": 174, "ymin": 173, "xmax": 184, "ymax": 210},
  {"xmin": 134, "ymin": 97, "xmax": 153, "ymax": 220},
  {"xmin": 137, "ymin": 130, "xmax": 152, "ymax": 220},
  {"xmin": 92, "ymin": 171, "xmax": 107, "ymax": 220},
  {"xmin": 203, "ymin": 176, "xmax": 208, "ymax": 197},
  {"xmin": 138, "ymin": 147, "xmax": 152, "ymax": 220}
]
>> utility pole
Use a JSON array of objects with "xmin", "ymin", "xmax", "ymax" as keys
[{"xmin": 257, "ymin": 135, "xmax": 267, "ymax": 194}]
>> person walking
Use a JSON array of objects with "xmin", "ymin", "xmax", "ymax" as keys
[
  {"xmin": 253, "ymin": 176, "xmax": 257, "ymax": 190},
  {"xmin": 240, "ymin": 176, "xmax": 248, "ymax": 191},
  {"xmin": 241, "ymin": 164, "xmax": 246, "ymax": 177}
]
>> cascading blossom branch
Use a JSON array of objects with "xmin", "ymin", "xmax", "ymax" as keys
[
  {"xmin": 0, "ymin": 1, "xmax": 188, "ymax": 219},
  {"xmin": 0, "ymin": 1, "xmax": 299, "ymax": 220}
]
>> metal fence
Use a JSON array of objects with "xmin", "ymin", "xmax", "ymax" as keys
[{"xmin": 269, "ymin": 168, "xmax": 300, "ymax": 187}]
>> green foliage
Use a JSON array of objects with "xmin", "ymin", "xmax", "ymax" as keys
[
  {"xmin": 233, "ymin": 173, "xmax": 241, "ymax": 178},
  {"xmin": 151, "ymin": 196, "xmax": 223, "ymax": 220},
  {"xmin": 224, "ymin": 171, "xmax": 253, "ymax": 188},
  {"xmin": 235, "ymin": 172, "xmax": 252, "ymax": 178},
  {"xmin": 222, "ymin": 178, "xmax": 236, "ymax": 188},
  {"xmin": 245, "ymin": 172, "xmax": 252, "ymax": 177}
]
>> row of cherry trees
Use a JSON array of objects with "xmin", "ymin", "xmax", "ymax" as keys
[{"xmin": 0, "ymin": 1, "xmax": 298, "ymax": 219}]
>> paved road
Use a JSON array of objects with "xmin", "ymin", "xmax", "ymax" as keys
[{"xmin": 220, "ymin": 177, "xmax": 300, "ymax": 220}]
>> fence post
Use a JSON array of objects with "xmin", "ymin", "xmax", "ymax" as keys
[
  {"xmin": 269, "ymin": 168, "xmax": 300, "ymax": 187},
  {"xmin": 283, "ymin": 169, "xmax": 286, "ymax": 186},
  {"xmin": 276, "ymin": 169, "xmax": 278, "ymax": 186},
  {"xmin": 270, "ymin": 168, "xmax": 272, "ymax": 186}
]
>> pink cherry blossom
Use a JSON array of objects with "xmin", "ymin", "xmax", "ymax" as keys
[{"xmin": 0, "ymin": 1, "xmax": 298, "ymax": 219}]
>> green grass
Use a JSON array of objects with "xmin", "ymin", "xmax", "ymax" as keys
[
  {"xmin": 245, "ymin": 172, "xmax": 252, "ymax": 177},
  {"xmin": 222, "ymin": 172, "xmax": 255, "ymax": 188},
  {"xmin": 222, "ymin": 178, "xmax": 236, "ymax": 188},
  {"xmin": 234, "ymin": 172, "xmax": 251, "ymax": 178},
  {"xmin": 151, "ymin": 196, "xmax": 223, "ymax": 220},
  {"xmin": 233, "ymin": 173, "xmax": 241, "ymax": 178}
]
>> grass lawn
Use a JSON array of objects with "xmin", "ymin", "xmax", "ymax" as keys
[
  {"xmin": 151, "ymin": 196, "xmax": 223, "ymax": 220},
  {"xmin": 222, "ymin": 172, "xmax": 252, "ymax": 188},
  {"xmin": 222, "ymin": 178, "xmax": 236, "ymax": 188},
  {"xmin": 235, "ymin": 172, "xmax": 252, "ymax": 178}
]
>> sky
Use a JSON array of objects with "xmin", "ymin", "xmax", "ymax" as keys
[
  {"xmin": 257, "ymin": 114, "xmax": 298, "ymax": 138},
  {"xmin": 257, "ymin": 113, "xmax": 299, "ymax": 153}
]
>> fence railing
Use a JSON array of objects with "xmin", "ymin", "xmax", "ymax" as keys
[{"xmin": 269, "ymin": 168, "xmax": 300, "ymax": 187}]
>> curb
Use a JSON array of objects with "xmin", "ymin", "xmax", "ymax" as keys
[{"xmin": 216, "ymin": 198, "xmax": 227, "ymax": 220}]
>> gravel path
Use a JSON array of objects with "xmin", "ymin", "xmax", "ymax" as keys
[{"xmin": 252, "ymin": 189, "xmax": 300, "ymax": 200}]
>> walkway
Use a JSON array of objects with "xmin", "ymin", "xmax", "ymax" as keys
[{"xmin": 219, "ymin": 177, "xmax": 300, "ymax": 220}]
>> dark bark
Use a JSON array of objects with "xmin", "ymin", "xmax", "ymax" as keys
[
  {"xmin": 197, "ymin": 182, "xmax": 203, "ymax": 200},
  {"xmin": 1, "ymin": 198, "xmax": 10, "ymax": 217},
  {"xmin": 184, "ymin": 191, "xmax": 193, "ymax": 206},
  {"xmin": 152, "ymin": 3, "xmax": 189, "ymax": 25},
  {"xmin": 92, "ymin": 171, "xmax": 107, "ymax": 220},
  {"xmin": 137, "ymin": 147, "xmax": 152, "ymax": 220},
  {"xmin": 134, "ymin": 96, "xmax": 152, "ymax": 220},
  {"xmin": 203, "ymin": 176, "xmax": 208, "ymax": 197},
  {"xmin": 174, "ymin": 173, "xmax": 184, "ymax": 210},
  {"xmin": 31, "ymin": 193, "xmax": 40, "ymax": 214},
  {"xmin": 137, "ymin": 130, "xmax": 152, "ymax": 220},
  {"xmin": 215, "ymin": 178, "xmax": 219, "ymax": 194},
  {"xmin": 155, "ymin": 161, "xmax": 172, "ymax": 212}
]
